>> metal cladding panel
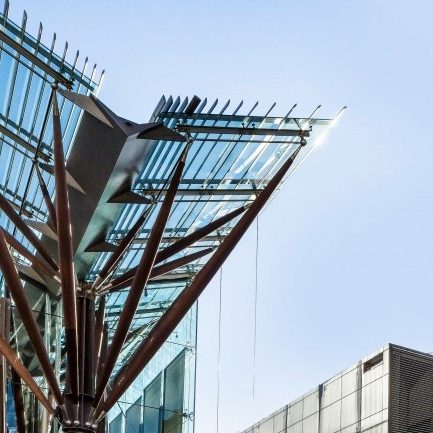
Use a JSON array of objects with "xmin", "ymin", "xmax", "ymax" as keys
[
  {"xmin": 242, "ymin": 346, "xmax": 391, "ymax": 433},
  {"xmin": 246, "ymin": 406, "xmax": 288, "ymax": 433},
  {"xmin": 390, "ymin": 345, "xmax": 433, "ymax": 433}
]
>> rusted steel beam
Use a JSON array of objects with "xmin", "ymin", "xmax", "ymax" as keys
[
  {"xmin": 11, "ymin": 368, "xmax": 26, "ymax": 433},
  {"xmin": 156, "ymin": 204, "xmax": 247, "ymax": 263},
  {"xmin": 52, "ymin": 87, "xmax": 79, "ymax": 400},
  {"xmin": 96, "ymin": 145, "xmax": 303, "ymax": 416},
  {"xmin": 0, "ymin": 334, "xmax": 54, "ymax": 414},
  {"xmin": 103, "ymin": 247, "xmax": 214, "ymax": 293},
  {"xmin": 93, "ymin": 146, "xmax": 189, "ymax": 408},
  {"xmin": 0, "ymin": 298, "xmax": 10, "ymax": 433},
  {"xmin": 93, "ymin": 296, "xmax": 106, "ymax": 379},
  {"xmin": 0, "ymin": 231, "xmax": 63, "ymax": 406},
  {"xmin": 77, "ymin": 292, "xmax": 95, "ymax": 397},
  {"xmin": 77, "ymin": 294, "xmax": 85, "ymax": 396},
  {"xmin": 10, "ymin": 312, "xmax": 26, "ymax": 433},
  {"xmin": 2, "ymin": 229, "xmax": 59, "ymax": 282},
  {"xmin": 96, "ymin": 323, "xmax": 108, "ymax": 393},
  {"xmin": 92, "ymin": 206, "xmax": 153, "ymax": 289},
  {"xmin": 84, "ymin": 296, "xmax": 95, "ymax": 396},
  {"xmin": 107, "ymin": 205, "xmax": 247, "ymax": 289},
  {"xmin": 0, "ymin": 192, "xmax": 59, "ymax": 271},
  {"xmin": 35, "ymin": 163, "xmax": 57, "ymax": 231}
]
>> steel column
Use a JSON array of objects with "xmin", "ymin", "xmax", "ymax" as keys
[
  {"xmin": 93, "ymin": 296, "xmax": 106, "ymax": 379},
  {"xmin": 52, "ymin": 87, "xmax": 79, "ymax": 400}
]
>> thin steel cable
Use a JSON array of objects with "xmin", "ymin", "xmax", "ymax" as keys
[
  {"xmin": 216, "ymin": 267, "xmax": 223, "ymax": 433},
  {"xmin": 252, "ymin": 216, "xmax": 259, "ymax": 399}
]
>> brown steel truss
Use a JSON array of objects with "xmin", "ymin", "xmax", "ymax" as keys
[{"xmin": 0, "ymin": 84, "xmax": 307, "ymax": 433}]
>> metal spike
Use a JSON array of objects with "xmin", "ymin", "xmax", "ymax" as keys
[
  {"xmin": 21, "ymin": 10, "xmax": 27, "ymax": 32},
  {"xmin": 232, "ymin": 100, "xmax": 243, "ymax": 115},
  {"xmin": 3, "ymin": 1, "xmax": 9, "ymax": 19},
  {"xmin": 90, "ymin": 63, "xmax": 97, "ymax": 82},
  {"xmin": 196, "ymin": 97, "xmax": 207, "ymax": 114},
  {"xmin": 207, "ymin": 98, "xmax": 218, "ymax": 114},
  {"xmin": 72, "ymin": 49, "xmax": 79, "ymax": 71},
  {"xmin": 82, "ymin": 56, "xmax": 89, "ymax": 75},
  {"xmin": 62, "ymin": 41, "xmax": 68, "ymax": 63},
  {"xmin": 98, "ymin": 69, "xmax": 105, "ymax": 86},
  {"xmin": 264, "ymin": 102, "xmax": 276, "ymax": 118},
  {"xmin": 37, "ymin": 22, "xmax": 43, "ymax": 42},
  {"xmin": 284, "ymin": 103, "xmax": 297, "ymax": 119},
  {"xmin": 50, "ymin": 32, "xmax": 56, "ymax": 52},
  {"xmin": 220, "ymin": 99, "xmax": 230, "ymax": 114},
  {"xmin": 247, "ymin": 101, "xmax": 259, "ymax": 116}
]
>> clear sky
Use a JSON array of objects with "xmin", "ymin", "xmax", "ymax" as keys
[{"xmin": 5, "ymin": 0, "xmax": 433, "ymax": 432}]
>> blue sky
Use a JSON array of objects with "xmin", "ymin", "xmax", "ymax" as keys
[{"xmin": 6, "ymin": 1, "xmax": 433, "ymax": 432}]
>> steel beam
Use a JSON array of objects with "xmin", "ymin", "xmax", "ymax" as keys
[
  {"xmin": 0, "ymin": 124, "xmax": 52, "ymax": 162},
  {"xmin": 0, "ymin": 334, "xmax": 54, "ymax": 414},
  {"xmin": 11, "ymin": 367, "xmax": 26, "ymax": 433},
  {"xmin": 9, "ymin": 309, "xmax": 27, "ymax": 433},
  {"xmin": 93, "ymin": 145, "xmax": 188, "ymax": 408},
  {"xmin": 94, "ymin": 296, "xmax": 106, "ymax": 380},
  {"xmin": 176, "ymin": 124, "xmax": 309, "ymax": 137},
  {"xmin": 113, "ymin": 205, "xmax": 247, "ymax": 284},
  {"xmin": 155, "ymin": 205, "xmax": 247, "ymax": 263},
  {"xmin": 0, "ymin": 298, "xmax": 10, "ymax": 433},
  {"xmin": 0, "ymin": 192, "xmax": 59, "ymax": 271},
  {"xmin": 0, "ymin": 231, "xmax": 63, "ymax": 405},
  {"xmin": 104, "ymin": 247, "xmax": 213, "ymax": 293},
  {"xmin": 92, "ymin": 206, "xmax": 153, "ymax": 289},
  {"xmin": 95, "ymin": 145, "xmax": 303, "ymax": 416},
  {"xmin": 133, "ymin": 234, "xmax": 222, "ymax": 245},
  {"xmin": 52, "ymin": 88, "xmax": 79, "ymax": 400},
  {"xmin": 35, "ymin": 163, "xmax": 57, "ymax": 230},
  {"xmin": 1, "ymin": 228, "xmax": 59, "ymax": 282},
  {"xmin": 141, "ymin": 187, "xmax": 258, "ymax": 197}
]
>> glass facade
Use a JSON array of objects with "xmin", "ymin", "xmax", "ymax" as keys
[
  {"xmin": 0, "ymin": 4, "xmax": 101, "ymax": 239},
  {"xmin": 0, "ymin": 4, "xmax": 335, "ymax": 433},
  {"xmin": 242, "ymin": 344, "xmax": 433, "ymax": 433}
]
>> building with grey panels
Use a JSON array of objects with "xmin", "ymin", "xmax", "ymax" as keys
[{"xmin": 242, "ymin": 344, "xmax": 433, "ymax": 433}]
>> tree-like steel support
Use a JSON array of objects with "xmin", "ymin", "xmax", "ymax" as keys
[
  {"xmin": 52, "ymin": 86, "xmax": 79, "ymax": 403},
  {"xmin": 0, "ymin": 84, "xmax": 309, "ymax": 432}
]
